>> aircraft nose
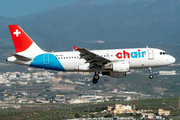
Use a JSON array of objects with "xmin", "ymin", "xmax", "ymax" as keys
[{"xmin": 171, "ymin": 56, "xmax": 176, "ymax": 64}]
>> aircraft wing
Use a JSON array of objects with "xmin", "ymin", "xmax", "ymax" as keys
[{"xmin": 75, "ymin": 46, "xmax": 111, "ymax": 68}]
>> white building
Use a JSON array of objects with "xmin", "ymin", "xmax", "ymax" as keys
[
  {"xmin": 124, "ymin": 96, "xmax": 131, "ymax": 101},
  {"xmin": 125, "ymin": 105, "xmax": 132, "ymax": 110},
  {"xmin": 158, "ymin": 70, "xmax": 177, "ymax": 75},
  {"xmin": 70, "ymin": 99, "xmax": 90, "ymax": 104},
  {"xmin": 9, "ymin": 75, "xmax": 17, "ymax": 80}
]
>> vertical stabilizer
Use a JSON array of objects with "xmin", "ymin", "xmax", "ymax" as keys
[{"xmin": 8, "ymin": 25, "xmax": 44, "ymax": 55}]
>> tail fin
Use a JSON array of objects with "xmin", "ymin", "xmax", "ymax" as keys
[{"xmin": 8, "ymin": 25, "xmax": 44, "ymax": 55}]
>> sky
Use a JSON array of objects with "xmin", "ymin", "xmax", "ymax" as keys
[{"xmin": 0, "ymin": 0, "xmax": 137, "ymax": 18}]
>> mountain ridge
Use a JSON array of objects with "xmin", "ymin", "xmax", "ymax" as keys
[{"xmin": 0, "ymin": 0, "xmax": 180, "ymax": 54}]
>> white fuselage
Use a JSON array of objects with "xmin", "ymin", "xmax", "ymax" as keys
[
  {"xmin": 7, "ymin": 47, "xmax": 176, "ymax": 72},
  {"xmin": 7, "ymin": 25, "xmax": 176, "ymax": 82}
]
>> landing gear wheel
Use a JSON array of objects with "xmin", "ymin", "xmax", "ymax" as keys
[
  {"xmin": 94, "ymin": 74, "xmax": 99, "ymax": 80},
  {"xmin": 92, "ymin": 78, "xmax": 98, "ymax": 84},
  {"xmin": 149, "ymin": 74, "xmax": 154, "ymax": 79},
  {"xmin": 148, "ymin": 67, "xmax": 154, "ymax": 79},
  {"xmin": 92, "ymin": 74, "xmax": 100, "ymax": 84}
]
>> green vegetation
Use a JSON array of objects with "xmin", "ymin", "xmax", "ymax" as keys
[
  {"xmin": 0, "ymin": 0, "xmax": 180, "ymax": 119},
  {"xmin": 75, "ymin": 113, "xmax": 80, "ymax": 118},
  {"xmin": 104, "ymin": 114, "xmax": 113, "ymax": 117},
  {"xmin": 0, "ymin": 97, "xmax": 180, "ymax": 119},
  {"xmin": 1, "ymin": 0, "xmax": 180, "ymax": 65}
]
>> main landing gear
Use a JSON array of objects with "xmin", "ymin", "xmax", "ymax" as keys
[
  {"xmin": 148, "ymin": 67, "xmax": 154, "ymax": 79},
  {"xmin": 92, "ymin": 72, "xmax": 100, "ymax": 84}
]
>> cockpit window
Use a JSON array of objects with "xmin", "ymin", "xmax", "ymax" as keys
[{"xmin": 160, "ymin": 52, "xmax": 168, "ymax": 55}]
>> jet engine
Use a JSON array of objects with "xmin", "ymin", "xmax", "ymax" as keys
[{"xmin": 102, "ymin": 61, "xmax": 130, "ymax": 72}]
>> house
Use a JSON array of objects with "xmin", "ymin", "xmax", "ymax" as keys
[
  {"xmin": 36, "ymin": 98, "xmax": 46, "ymax": 103},
  {"xmin": 69, "ymin": 99, "xmax": 90, "ymax": 104},
  {"xmin": 16, "ymin": 98, "xmax": 28, "ymax": 103},
  {"xmin": 108, "ymin": 106, "xmax": 114, "ymax": 111},
  {"xmin": 158, "ymin": 109, "xmax": 170, "ymax": 116},
  {"xmin": 108, "ymin": 104, "xmax": 133, "ymax": 114}
]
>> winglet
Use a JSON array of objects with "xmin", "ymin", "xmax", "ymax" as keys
[{"xmin": 73, "ymin": 46, "xmax": 79, "ymax": 51}]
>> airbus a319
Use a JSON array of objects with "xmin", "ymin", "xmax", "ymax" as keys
[{"xmin": 6, "ymin": 25, "xmax": 176, "ymax": 84}]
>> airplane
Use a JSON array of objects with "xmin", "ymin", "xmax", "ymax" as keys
[{"xmin": 6, "ymin": 25, "xmax": 176, "ymax": 84}]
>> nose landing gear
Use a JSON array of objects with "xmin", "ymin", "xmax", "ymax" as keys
[
  {"xmin": 149, "ymin": 74, "xmax": 154, "ymax": 79},
  {"xmin": 148, "ymin": 67, "xmax": 154, "ymax": 79}
]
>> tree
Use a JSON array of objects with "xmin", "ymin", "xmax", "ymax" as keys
[
  {"xmin": 91, "ymin": 114, "xmax": 96, "ymax": 118},
  {"xmin": 75, "ymin": 113, "xmax": 80, "ymax": 118},
  {"xmin": 104, "ymin": 114, "xmax": 113, "ymax": 118}
]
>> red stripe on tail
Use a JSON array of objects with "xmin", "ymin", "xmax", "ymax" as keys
[{"xmin": 8, "ymin": 25, "xmax": 33, "ymax": 53}]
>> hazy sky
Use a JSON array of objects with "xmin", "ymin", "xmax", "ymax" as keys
[{"xmin": 0, "ymin": 0, "xmax": 137, "ymax": 18}]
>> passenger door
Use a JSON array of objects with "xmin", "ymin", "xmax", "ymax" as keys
[
  {"xmin": 43, "ymin": 54, "xmax": 49, "ymax": 65},
  {"xmin": 148, "ymin": 49, "xmax": 154, "ymax": 60}
]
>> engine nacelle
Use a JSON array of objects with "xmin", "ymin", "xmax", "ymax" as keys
[
  {"xmin": 75, "ymin": 63, "xmax": 90, "ymax": 71},
  {"xmin": 102, "ymin": 71, "xmax": 126, "ymax": 78},
  {"xmin": 103, "ymin": 61, "xmax": 130, "ymax": 72}
]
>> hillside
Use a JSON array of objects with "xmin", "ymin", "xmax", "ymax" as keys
[
  {"xmin": 0, "ymin": 97, "xmax": 179, "ymax": 119},
  {"xmin": 0, "ymin": 0, "xmax": 179, "ymax": 98},
  {"xmin": 0, "ymin": 0, "xmax": 180, "ymax": 50}
]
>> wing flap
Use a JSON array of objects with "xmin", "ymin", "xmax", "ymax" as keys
[{"xmin": 76, "ymin": 47, "xmax": 111, "ymax": 69}]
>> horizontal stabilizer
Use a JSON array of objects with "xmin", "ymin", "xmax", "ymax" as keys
[{"xmin": 11, "ymin": 54, "xmax": 32, "ymax": 61}]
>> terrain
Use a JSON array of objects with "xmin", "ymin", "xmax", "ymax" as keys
[
  {"xmin": 0, "ymin": 0, "xmax": 179, "ymax": 104},
  {"xmin": 0, "ymin": 0, "xmax": 180, "ymax": 58},
  {"xmin": 0, "ymin": 0, "xmax": 180, "ymax": 119},
  {"xmin": 0, "ymin": 97, "xmax": 180, "ymax": 119}
]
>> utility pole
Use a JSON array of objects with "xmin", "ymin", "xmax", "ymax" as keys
[
  {"xmin": 179, "ymin": 97, "xmax": 180, "ymax": 109},
  {"xmin": 68, "ymin": 91, "xmax": 69, "ymax": 99},
  {"xmin": 88, "ymin": 107, "xmax": 89, "ymax": 120},
  {"xmin": 133, "ymin": 101, "xmax": 136, "ymax": 119}
]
